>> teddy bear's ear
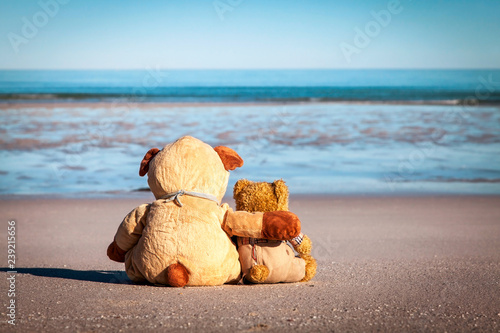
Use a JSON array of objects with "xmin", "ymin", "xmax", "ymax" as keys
[
  {"xmin": 233, "ymin": 179, "xmax": 252, "ymax": 198},
  {"xmin": 214, "ymin": 146, "xmax": 244, "ymax": 171},
  {"xmin": 139, "ymin": 148, "xmax": 160, "ymax": 177},
  {"xmin": 273, "ymin": 179, "xmax": 289, "ymax": 211}
]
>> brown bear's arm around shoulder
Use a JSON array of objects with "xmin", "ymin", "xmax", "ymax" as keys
[
  {"xmin": 222, "ymin": 207, "xmax": 301, "ymax": 240},
  {"xmin": 107, "ymin": 203, "xmax": 150, "ymax": 262}
]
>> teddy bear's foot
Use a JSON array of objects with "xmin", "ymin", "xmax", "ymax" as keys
[
  {"xmin": 294, "ymin": 234, "xmax": 312, "ymax": 255},
  {"xmin": 247, "ymin": 265, "xmax": 270, "ymax": 283},
  {"xmin": 300, "ymin": 254, "xmax": 317, "ymax": 282}
]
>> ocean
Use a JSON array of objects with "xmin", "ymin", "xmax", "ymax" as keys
[
  {"xmin": 1, "ymin": 69, "xmax": 500, "ymax": 104},
  {"xmin": 0, "ymin": 69, "xmax": 499, "ymax": 196}
]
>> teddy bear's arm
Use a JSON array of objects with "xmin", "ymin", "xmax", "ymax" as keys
[
  {"xmin": 222, "ymin": 206, "xmax": 301, "ymax": 240},
  {"xmin": 107, "ymin": 204, "xmax": 150, "ymax": 262}
]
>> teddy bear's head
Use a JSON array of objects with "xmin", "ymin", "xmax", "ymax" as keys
[
  {"xmin": 233, "ymin": 179, "xmax": 289, "ymax": 212},
  {"xmin": 139, "ymin": 136, "xmax": 243, "ymax": 201}
]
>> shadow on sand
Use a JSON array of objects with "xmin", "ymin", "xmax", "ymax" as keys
[{"xmin": 0, "ymin": 267, "xmax": 134, "ymax": 284}]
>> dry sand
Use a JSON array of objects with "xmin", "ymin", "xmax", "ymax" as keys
[{"xmin": 0, "ymin": 195, "xmax": 499, "ymax": 332}]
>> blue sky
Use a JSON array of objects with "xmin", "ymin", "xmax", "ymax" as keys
[{"xmin": 0, "ymin": 0, "xmax": 499, "ymax": 69}]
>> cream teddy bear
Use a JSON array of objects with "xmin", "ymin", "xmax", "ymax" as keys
[{"xmin": 107, "ymin": 136, "xmax": 303, "ymax": 287}]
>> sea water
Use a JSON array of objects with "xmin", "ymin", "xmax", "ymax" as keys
[
  {"xmin": 1, "ymin": 69, "xmax": 500, "ymax": 103},
  {"xmin": 1, "ymin": 102, "xmax": 499, "ymax": 196}
]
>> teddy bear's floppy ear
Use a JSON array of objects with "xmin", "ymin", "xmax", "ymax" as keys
[
  {"xmin": 273, "ymin": 179, "xmax": 289, "ymax": 211},
  {"xmin": 233, "ymin": 179, "xmax": 252, "ymax": 198},
  {"xmin": 139, "ymin": 148, "xmax": 160, "ymax": 177},
  {"xmin": 214, "ymin": 146, "xmax": 244, "ymax": 171}
]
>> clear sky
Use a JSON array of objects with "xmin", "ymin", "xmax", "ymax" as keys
[{"xmin": 0, "ymin": 0, "xmax": 499, "ymax": 69}]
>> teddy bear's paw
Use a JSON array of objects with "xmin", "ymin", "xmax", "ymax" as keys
[
  {"xmin": 294, "ymin": 235, "xmax": 312, "ymax": 255},
  {"xmin": 262, "ymin": 211, "xmax": 301, "ymax": 240},
  {"xmin": 300, "ymin": 254, "xmax": 317, "ymax": 282},
  {"xmin": 248, "ymin": 265, "xmax": 270, "ymax": 283},
  {"xmin": 107, "ymin": 240, "xmax": 127, "ymax": 263}
]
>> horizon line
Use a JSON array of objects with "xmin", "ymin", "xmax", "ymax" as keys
[{"xmin": 1, "ymin": 68, "xmax": 500, "ymax": 71}]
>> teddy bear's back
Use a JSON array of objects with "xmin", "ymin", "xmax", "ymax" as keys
[{"xmin": 125, "ymin": 196, "xmax": 241, "ymax": 286}]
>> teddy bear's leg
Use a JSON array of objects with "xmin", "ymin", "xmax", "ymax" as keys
[
  {"xmin": 299, "ymin": 254, "xmax": 317, "ymax": 282},
  {"xmin": 261, "ymin": 243, "xmax": 316, "ymax": 283},
  {"xmin": 250, "ymin": 242, "xmax": 305, "ymax": 283},
  {"xmin": 283, "ymin": 256, "xmax": 308, "ymax": 283},
  {"xmin": 237, "ymin": 237, "xmax": 270, "ymax": 284},
  {"xmin": 124, "ymin": 246, "xmax": 190, "ymax": 287}
]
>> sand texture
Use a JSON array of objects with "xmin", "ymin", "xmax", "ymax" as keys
[{"xmin": 0, "ymin": 195, "xmax": 499, "ymax": 332}]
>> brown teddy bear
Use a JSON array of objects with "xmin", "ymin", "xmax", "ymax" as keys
[
  {"xmin": 107, "ymin": 136, "xmax": 304, "ymax": 287},
  {"xmin": 233, "ymin": 179, "xmax": 317, "ymax": 283}
]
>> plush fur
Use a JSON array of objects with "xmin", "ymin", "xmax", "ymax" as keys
[
  {"xmin": 213, "ymin": 146, "xmax": 244, "ymax": 171},
  {"xmin": 300, "ymin": 254, "xmax": 317, "ymax": 282},
  {"xmin": 295, "ymin": 235, "xmax": 313, "ymax": 255},
  {"xmin": 248, "ymin": 265, "xmax": 270, "ymax": 283},
  {"xmin": 233, "ymin": 179, "xmax": 317, "ymax": 284},
  {"xmin": 107, "ymin": 240, "xmax": 126, "ymax": 263},
  {"xmin": 166, "ymin": 263, "xmax": 190, "ymax": 287},
  {"xmin": 235, "ymin": 179, "xmax": 289, "ymax": 212},
  {"xmin": 107, "ymin": 136, "xmax": 302, "ymax": 286},
  {"xmin": 139, "ymin": 148, "xmax": 160, "ymax": 176},
  {"xmin": 262, "ymin": 211, "xmax": 301, "ymax": 240}
]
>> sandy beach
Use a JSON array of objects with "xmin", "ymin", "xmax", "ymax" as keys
[
  {"xmin": 2, "ymin": 0, "xmax": 499, "ymax": 330},
  {"xmin": 1, "ymin": 195, "xmax": 499, "ymax": 332}
]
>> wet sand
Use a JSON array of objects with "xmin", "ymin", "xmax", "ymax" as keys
[{"xmin": 0, "ymin": 195, "xmax": 499, "ymax": 332}]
